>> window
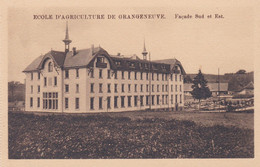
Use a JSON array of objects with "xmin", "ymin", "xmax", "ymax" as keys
[
  {"xmin": 114, "ymin": 96, "xmax": 118, "ymax": 108},
  {"xmin": 37, "ymin": 97, "xmax": 40, "ymax": 108},
  {"xmin": 152, "ymin": 85, "xmax": 154, "ymax": 92},
  {"xmin": 180, "ymin": 75, "xmax": 182, "ymax": 82},
  {"xmin": 122, "ymin": 84, "xmax": 125, "ymax": 92},
  {"xmin": 180, "ymin": 94, "xmax": 182, "ymax": 104},
  {"xmin": 152, "ymin": 73, "xmax": 154, "ymax": 80},
  {"xmin": 76, "ymin": 69, "xmax": 79, "ymax": 78},
  {"xmin": 162, "ymin": 74, "xmax": 164, "ymax": 81},
  {"xmin": 140, "ymin": 96, "xmax": 144, "ymax": 106},
  {"xmin": 180, "ymin": 85, "xmax": 182, "ymax": 92},
  {"xmin": 135, "ymin": 72, "xmax": 137, "ymax": 80},
  {"xmin": 171, "ymin": 74, "xmax": 173, "ymax": 81},
  {"xmin": 99, "ymin": 83, "xmax": 103, "ymax": 93},
  {"xmin": 30, "ymin": 97, "xmax": 33, "ymax": 107},
  {"xmin": 76, "ymin": 84, "xmax": 79, "ymax": 93},
  {"xmin": 166, "ymin": 95, "xmax": 168, "ymax": 104},
  {"xmin": 146, "ymin": 72, "xmax": 149, "ymax": 80},
  {"xmin": 54, "ymin": 76, "xmax": 57, "ymax": 86},
  {"xmin": 128, "ymin": 96, "xmax": 132, "ymax": 107},
  {"xmin": 31, "ymin": 73, "xmax": 33, "ymax": 80},
  {"xmin": 65, "ymin": 84, "xmax": 69, "ymax": 93},
  {"xmin": 135, "ymin": 84, "xmax": 137, "ymax": 92},
  {"xmin": 107, "ymin": 97, "xmax": 111, "ymax": 109},
  {"xmin": 165, "ymin": 74, "xmax": 168, "ymax": 81},
  {"xmin": 90, "ymin": 97, "xmax": 94, "ymax": 110},
  {"xmin": 175, "ymin": 74, "xmax": 177, "ymax": 81},
  {"xmin": 121, "ymin": 96, "xmax": 125, "ymax": 108},
  {"xmin": 140, "ymin": 72, "xmax": 143, "ymax": 80},
  {"xmin": 114, "ymin": 71, "xmax": 117, "ymax": 79},
  {"xmin": 90, "ymin": 83, "xmax": 94, "ymax": 93},
  {"xmin": 162, "ymin": 95, "xmax": 164, "ymax": 104},
  {"xmin": 134, "ymin": 96, "xmax": 138, "ymax": 107},
  {"xmin": 152, "ymin": 95, "xmax": 155, "ymax": 105},
  {"xmin": 175, "ymin": 95, "xmax": 178, "ymax": 103},
  {"xmin": 128, "ymin": 71, "xmax": 131, "ymax": 79},
  {"xmin": 48, "ymin": 62, "xmax": 53, "ymax": 72},
  {"xmin": 99, "ymin": 69, "xmax": 103, "ymax": 78},
  {"xmin": 157, "ymin": 95, "xmax": 160, "ymax": 105},
  {"xmin": 43, "ymin": 92, "xmax": 58, "ymax": 109},
  {"xmin": 171, "ymin": 95, "xmax": 173, "ymax": 104},
  {"xmin": 107, "ymin": 69, "xmax": 111, "ymax": 79},
  {"xmin": 166, "ymin": 85, "xmax": 168, "ymax": 92},
  {"xmin": 162, "ymin": 85, "xmax": 164, "ymax": 92},
  {"xmin": 65, "ymin": 70, "xmax": 69, "ymax": 79},
  {"xmin": 146, "ymin": 96, "xmax": 149, "ymax": 106},
  {"xmin": 140, "ymin": 84, "xmax": 143, "ymax": 92},
  {"xmin": 146, "ymin": 84, "xmax": 149, "ymax": 92},
  {"xmin": 107, "ymin": 84, "xmax": 111, "ymax": 93},
  {"xmin": 115, "ymin": 84, "xmax": 118, "ymax": 93},
  {"xmin": 157, "ymin": 73, "xmax": 159, "ymax": 81},
  {"xmin": 38, "ymin": 85, "xmax": 40, "ymax": 93},
  {"xmin": 31, "ymin": 85, "xmax": 33, "ymax": 93},
  {"xmin": 171, "ymin": 85, "xmax": 173, "ymax": 92},
  {"xmin": 157, "ymin": 85, "xmax": 159, "ymax": 92},
  {"xmin": 90, "ymin": 69, "xmax": 94, "ymax": 78},
  {"xmin": 128, "ymin": 84, "xmax": 131, "ymax": 92},
  {"xmin": 75, "ymin": 98, "xmax": 79, "ymax": 109},
  {"xmin": 44, "ymin": 77, "xmax": 47, "ymax": 86},
  {"xmin": 122, "ymin": 71, "xmax": 125, "ymax": 79},
  {"xmin": 99, "ymin": 97, "xmax": 103, "ymax": 109},
  {"xmin": 65, "ymin": 98, "xmax": 69, "ymax": 109},
  {"xmin": 38, "ymin": 72, "xmax": 40, "ymax": 80},
  {"xmin": 175, "ymin": 85, "xmax": 178, "ymax": 92}
]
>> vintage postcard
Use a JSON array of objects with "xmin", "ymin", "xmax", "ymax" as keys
[{"xmin": 1, "ymin": 0, "xmax": 259, "ymax": 166}]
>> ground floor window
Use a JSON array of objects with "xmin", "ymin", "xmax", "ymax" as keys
[
  {"xmin": 140, "ymin": 96, "xmax": 144, "ymax": 106},
  {"xmin": 99, "ymin": 97, "xmax": 103, "ymax": 109},
  {"xmin": 30, "ymin": 97, "xmax": 33, "ymax": 107},
  {"xmin": 37, "ymin": 97, "xmax": 40, "ymax": 107},
  {"xmin": 43, "ymin": 92, "xmax": 58, "ymax": 109},
  {"xmin": 65, "ymin": 98, "xmax": 69, "ymax": 109},
  {"xmin": 90, "ymin": 97, "xmax": 94, "ymax": 110},
  {"xmin": 134, "ymin": 96, "xmax": 138, "ymax": 107},
  {"xmin": 146, "ymin": 95, "xmax": 149, "ymax": 106},
  {"xmin": 128, "ymin": 96, "xmax": 132, "ymax": 107},
  {"xmin": 121, "ymin": 96, "xmax": 125, "ymax": 108},
  {"xmin": 114, "ymin": 96, "xmax": 118, "ymax": 108},
  {"xmin": 152, "ymin": 95, "xmax": 155, "ymax": 105},
  {"xmin": 107, "ymin": 96, "xmax": 111, "ymax": 109},
  {"xmin": 157, "ymin": 95, "xmax": 160, "ymax": 105},
  {"xmin": 75, "ymin": 98, "xmax": 79, "ymax": 109}
]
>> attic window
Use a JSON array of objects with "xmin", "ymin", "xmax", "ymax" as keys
[
  {"xmin": 48, "ymin": 62, "xmax": 53, "ymax": 72},
  {"xmin": 97, "ymin": 57, "xmax": 104, "ymax": 63},
  {"xmin": 116, "ymin": 61, "xmax": 121, "ymax": 65}
]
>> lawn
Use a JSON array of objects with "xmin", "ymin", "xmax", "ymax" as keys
[{"xmin": 8, "ymin": 111, "xmax": 254, "ymax": 159}]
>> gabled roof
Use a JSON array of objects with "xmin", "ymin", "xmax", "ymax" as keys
[
  {"xmin": 242, "ymin": 82, "xmax": 254, "ymax": 90},
  {"xmin": 153, "ymin": 58, "xmax": 186, "ymax": 75},
  {"xmin": 63, "ymin": 47, "xmax": 103, "ymax": 68}
]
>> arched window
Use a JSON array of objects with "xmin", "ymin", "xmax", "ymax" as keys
[{"xmin": 48, "ymin": 62, "xmax": 53, "ymax": 72}]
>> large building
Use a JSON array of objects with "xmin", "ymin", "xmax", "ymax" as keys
[{"xmin": 23, "ymin": 23, "xmax": 186, "ymax": 113}]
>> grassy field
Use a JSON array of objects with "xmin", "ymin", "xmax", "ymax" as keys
[{"xmin": 8, "ymin": 111, "xmax": 254, "ymax": 159}]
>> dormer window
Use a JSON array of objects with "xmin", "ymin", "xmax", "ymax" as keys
[
  {"xmin": 48, "ymin": 62, "xmax": 53, "ymax": 72},
  {"xmin": 97, "ymin": 56, "xmax": 104, "ymax": 63}
]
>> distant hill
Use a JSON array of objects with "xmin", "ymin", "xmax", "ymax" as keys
[{"xmin": 185, "ymin": 71, "xmax": 254, "ymax": 92}]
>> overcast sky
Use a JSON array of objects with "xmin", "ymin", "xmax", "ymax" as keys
[{"xmin": 8, "ymin": 7, "xmax": 254, "ymax": 83}]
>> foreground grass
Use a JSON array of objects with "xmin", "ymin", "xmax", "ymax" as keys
[{"xmin": 8, "ymin": 112, "xmax": 254, "ymax": 159}]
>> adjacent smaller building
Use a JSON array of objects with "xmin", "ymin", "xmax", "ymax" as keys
[{"xmin": 184, "ymin": 83, "xmax": 229, "ymax": 97}]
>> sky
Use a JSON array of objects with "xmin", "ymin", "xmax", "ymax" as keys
[{"xmin": 8, "ymin": 7, "xmax": 254, "ymax": 83}]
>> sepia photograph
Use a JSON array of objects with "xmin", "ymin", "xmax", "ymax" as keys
[{"xmin": 1, "ymin": 1, "xmax": 259, "ymax": 166}]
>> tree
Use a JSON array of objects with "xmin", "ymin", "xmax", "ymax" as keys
[
  {"xmin": 190, "ymin": 70, "xmax": 212, "ymax": 111},
  {"xmin": 8, "ymin": 81, "xmax": 21, "ymax": 102},
  {"xmin": 236, "ymin": 69, "xmax": 246, "ymax": 74}
]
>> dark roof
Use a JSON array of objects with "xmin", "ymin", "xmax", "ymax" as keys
[
  {"xmin": 184, "ymin": 83, "xmax": 229, "ymax": 92},
  {"xmin": 23, "ymin": 47, "xmax": 185, "ymax": 74}
]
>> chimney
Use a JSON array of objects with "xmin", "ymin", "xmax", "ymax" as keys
[
  {"xmin": 117, "ymin": 53, "xmax": 121, "ymax": 56},
  {"xmin": 72, "ymin": 47, "xmax": 77, "ymax": 56},
  {"xmin": 91, "ymin": 44, "xmax": 94, "ymax": 56}
]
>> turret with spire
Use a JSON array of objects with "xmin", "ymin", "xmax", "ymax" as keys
[
  {"xmin": 142, "ymin": 39, "xmax": 148, "ymax": 60},
  {"xmin": 63, "ymin": 21, "xmax": 72, "ymax": 53}
]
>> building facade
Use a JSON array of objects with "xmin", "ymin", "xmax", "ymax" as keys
[{"xmin": 23, "ymin": 24, "xmax": 186, "ymax": 113}]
